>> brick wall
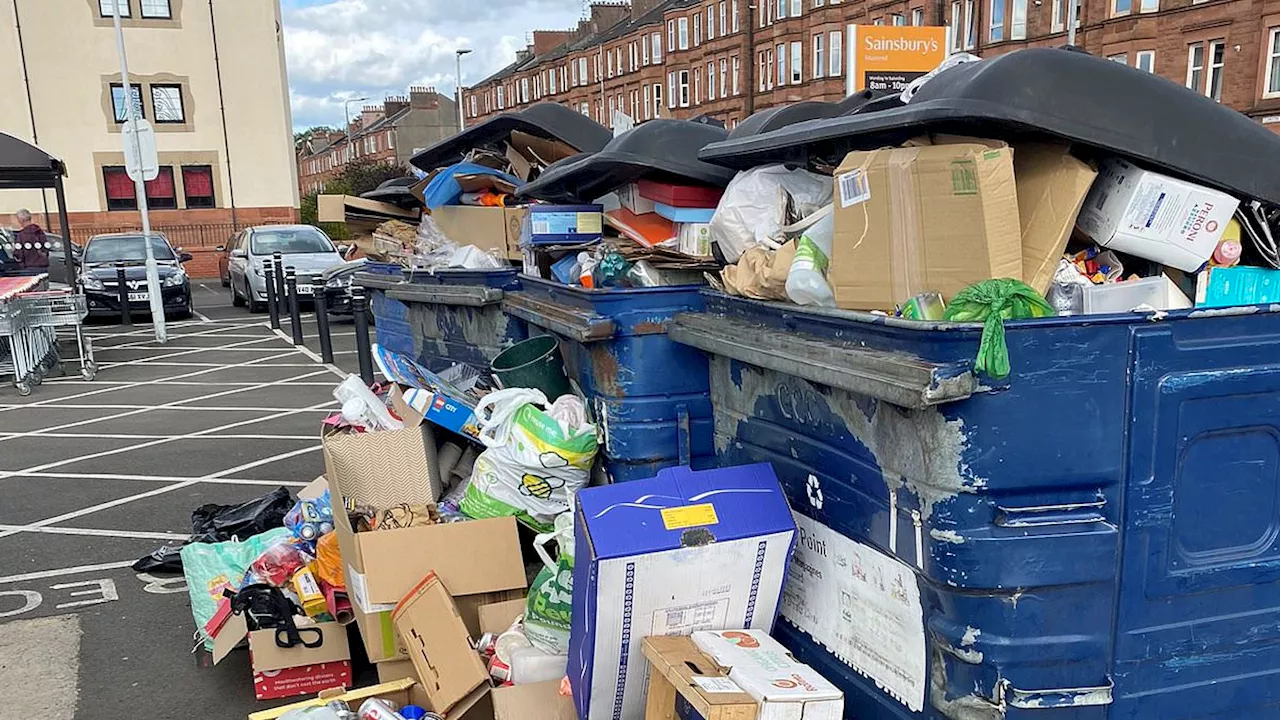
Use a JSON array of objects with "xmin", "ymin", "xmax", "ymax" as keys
[{"xmin": 184, "ymin": 247, "xmax": 224, "ymax": 280}]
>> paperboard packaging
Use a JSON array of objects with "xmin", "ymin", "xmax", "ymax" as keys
[
  {"xmin": 1012, "ymin": 143, "xmax": 1098, "ymax": 294},
  {"xmin": 1076, "ymin": 157, "xmax": 1240, "ymax": 272},
  {"xmin": 678, "ymin": 222, "xmax": 713, "ymax": 257},
  {"xmin": 249, "ymin": 678, "xmax": 418, "ymax": 720},
  {"xmin": 568, "ymin": 463, "xmax": 797, "ymax": 720},
  {"xmin": 618, "ymin": 183, "xmax": 657, "ymax": 215},
  {"xmin": 1195, "ymin": 265, "xmax": 1280, "ymax": 308},
  {"xmin": 431, "ymin": 205, "xmax": 530, "ymax": 260},
  {"xmin": 212, "ymin": 612, "xmax": 352, "ymax": 702},
  {"xmin": 642, "ymin": 636, "xmax": 758, "ymax": 720},
  {"xmin": 322, "ymin": 384, "xmax": 442, "ymax": 507},
  {"xmin": 493, "ymin": 681, "xmax": 578, "ymax": 720},
  {"xmin": 392, "ymin": 572, "xmax": 490, "ymax": 714},
  {"xmin": 830, "ymin": 143, "xmax": 1023, "ymax": 311},
  {"xmin": 692, "ymin": 630, "xmax": 844, "ymax": 720}
]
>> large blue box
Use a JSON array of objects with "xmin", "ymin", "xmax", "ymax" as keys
[
  {"xmin": 568, "ymin": 463, "xmax": 796, "ymax": 720},
  {"xmin": 521, "ymin": 204, "xmax": 603, "ymax": 246}
]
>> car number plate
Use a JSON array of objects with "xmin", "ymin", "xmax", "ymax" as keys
[
  {"xmin": 295, "ymin": 284, "xmax": 314, "ymax": 295},
  {"xmin": 127, "ymin": 292, "xmax": 150, "ymax": 301}
]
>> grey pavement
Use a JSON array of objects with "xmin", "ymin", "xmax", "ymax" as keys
[{"xmin": 0, "ymin": 279, "xmax": 377, "ymax": 720}]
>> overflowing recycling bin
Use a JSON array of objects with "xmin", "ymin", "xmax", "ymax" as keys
[
  {"xmin": 354, "ymin": 262, "xmax": 411, "ymax": 359},
  {"xmin": 387, "ymin": 268, "xmax": 529, "ymax": 373}
]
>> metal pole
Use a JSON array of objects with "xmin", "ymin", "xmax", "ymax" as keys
[
  {"xmin": 272, "ymin": 252, "xmax": 287, "ymax": 311},
  {"xmin": 1066, "ymin": 0, "xmax": 1078, "ymax": 45},
  {"xmin": 116, "ymin": 262, "xmax": 131, "ymax": 326},
  {"xmin": 110, "ymin": 1, "xmax": 165, "ymax": 343},
  {"xmin": 285, "ymin": 268, "xmax": 304, "ymax": 346},
  {"xmin": 53, "ymin": 175, "xmax": 75, "ymax": 289},
  {"xmin": 351, "ymin": 288, "xmax": 374, "ymax": 385},
  {"xmin": 456, "ymin": 51, "xmax": 466, "ymax": 132},
  {"xmin": 313, "ymin": 274, "xmax": 334, "ymax": 365},
  {"xmin": 264, "ymin": 263, "xmax": 279, "ymax": 329}
]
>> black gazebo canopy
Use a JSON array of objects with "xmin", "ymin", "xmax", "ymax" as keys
[{"xmin": 0, "ymin": 132, "xmax": 76, "ymax": 283}]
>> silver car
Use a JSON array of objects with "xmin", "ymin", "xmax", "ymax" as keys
[{"xmin": 222, "ymin": 225, "xmax": 345, "ymax": 312}]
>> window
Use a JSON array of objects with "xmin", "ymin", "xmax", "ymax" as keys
[
  {"xmin": 1108, "ymin": 53, "xmax": 1127, "ymax": 64},
  {"xmin": 642, "ymin": 34, "xmax": 650, "ymax": 64},
  {"xmin": 732, "ymin": 0, "xmax": 739, "ymax": 32},
  {"xmin": 652, "ymin": 32, "xmax": 662, "ymax": 62},
  {"xmin": 720, "ymin": 2, "xmax": 727, "ymax": 36},
  {"xmin": 759, "ymin": 51, "xmax": 768, "ymax": 91},
  {"xmin": 777, "ymin": 0, "xmax": 786, "ymax": 20},
  {"xmin": 1131, "ymin": 50, "xmax": 1153, "ymax": 72},
  {"xmin": 694, "ymin": 14, "xmax": 702, "ymax": 45},
  {"xmin": 387, "ymin": 130, "xmax": 394, "ymax": 148},
  {"xmin": 579, "ymin": 58, "xmax": 588, "ymax": 84},
  {"xmin": 829, "ymin": 31, "xmax": 842, "ymax": 76},
  {"xmin": 99, "ymin": 0, "xmax": 129, "ymax": 17},
  {"xmin": 873, "ymin": 17, "xmax": 883, "ymax": 25},
  {"xmin": 1267, "ymin": 29, "xmax": 1280, "ymax": 97},
  {"xmin": 720, "ymin": 59, "xmax": 728, "ymax": 98},
  {"xmin": 964, "ymin": 0, "xmax": 976, "ymax": 49},
  {"xmin": 549, "ymin": 71, "xmax": 557, "ymax": 95},
  {"xmin": 679, "ymin": 17, "xmax": 689, "ymax": 49},
  {"xmin": 791, "ymin": 0, "xmax": 802, "ymax": 15},
  {"xmin": 103, "ymin": 166, "xmax": 136, "ymax": 210},
  {"xmin": 643, "ymin": 85, "xmax": 652, "ymax": 119},
  {"xmin": 790, "ymin": 41, "xmax": 802, "ymax": 83},
  {"xmin": 776, "ymin": 43, "xmax": 786, "ymax": 86},
  {"xmin": 631, "ymin": 43, "xmax": 638, "ymax": 72},
  {"xmin": 891, "ymin": 13, "xmax": 905, "ymax": 25},
  {"xmin": 608, "ymin": 96, "xmax": 615, "ymax": 120},
  {"xmin": 694, "ymin": 67, "xmax": 701, "ymax": 104},
  {"xmin": 654, "ymin": 83, "xmax": 663, "ymax": 115},
  {"xmin": 140, "ymin": 0, "xmax": 171, "ymax": 18},
  {"xmin": 707, "ymin": 6, "xmax": 715, "ymax": 38},
  {"xmin": 707, "ymin": 62, "xmax": 716, "ymax": 100},
  {"xmin": 110, "ymin": 83, "xmax": 144, "ymax": 122},
  {"xmin": 668, "ymin": 72, "xmax": 677, "ymax": 107},
  {"xmin": 1207, "ymin": 40, "xmax": 1225, "ymax": 101},
  {"xmin": 1051, "ymin": 0, "xmax": 1080, "ymax": 31},
  {"xmin": 1186, "ymin": 43, "xmax": 1205, "ymax": 94},
  {"xmin": 816, "ymin": 0, "xmax": 824, "ymax": 6},
  {"xmin": 497, "ymin": 86, "xmax": 505, "ymax": 109},
  {"xmin": 731, "ymin": 56, "xmax": 740, "ymax": 94},
  {"xmin": 1140, "ymin": 0, "xmax": 1158, "ymax": 10},
  {"xmin": 679, "ymin": 70, "xmax": 690, "ymax": 106},
  {"xmin": 144, "ymin": 167, "xmax": 176, "ymax": 209},
  {"xmin": 668, "ymin": 20, "xmax": 676, "ymax": 51},
  {"xmin": 181, "ymin": 166, "xmax": 211, "ymax": 207},
  {"xmin": 989, "ymin": 0, "xmax": 1004, "ymax": 41},
  {"xmin": 1112, "ymin": 0, "xmax": 1130, "ymax": 17},
  {"xmin": 1011, "ymin": 0, "xmax": 1026, "ymax": 39},
  {"xmin": 813, "ymin": 34, "xmax": 824, "ymax": 78},
  {"xmin": 608, "ymin": 52, "xmax": 614, "ymax": 78},
  {"xmin": 951, "ymin": 1, "xmax": 963, "ymax": 50},
  {"xmin": 520, "ymin": 78, "xmax": 529, "ymax": 103},
  {"xmin": 912, "ymin": 7, "xmax": 924, "ymax": 25},
  {"xmin": 768, "ymin": 47, "xmax": 775, "ymax": 88}
]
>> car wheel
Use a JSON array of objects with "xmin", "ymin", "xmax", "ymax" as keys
[
  {"xmin": 246, "ymin": 281, "xmax": 264, "ymax": 313},
  {"xmin": 220, "ymin": 268, "xmax": 230, "ymax": 288},
  {"xmin": 231, "ymin": 278, "xmax": 246, "ymax": 307}
]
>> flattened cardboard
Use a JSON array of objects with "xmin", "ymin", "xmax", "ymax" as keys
[
  {"xmin": 510, "ymin": 131, "xmax": 578, "ymax": 166},
  {"xmin": 392, "ymin": 573, "xmax": 489, "ymax": 714},
  {"xmin": 456, "ymin": 589, "xmax": 525, "ymax": 638},
  {"xmin": 318, "ymin": 194, "xmax": 418, "ymax": 223},
  {"xmin": 830, "ymin": 143, "xmax": 1022, "ymax": 311},
  {"xmin": 248, "ymin": 678, "xmax": 417, "ymax": 720},
  {"xmin": 493, "ymin": 681, "xmax": 578, "ymax": 720},
  {"xmin": 457, "ymin": 174, "xmax": 520, "ymax": 196},
  {"xmin": 1012, "ymin": 143, "xmax": 1097, "ymax": 295},
  {"xmin": 248, "ymin": 622, "xmax": 350, "ymax": 672},
  {"xmin": 642, "ymin": 636, "xmax": 757, "ymax": 720},
  {"xmin": 478, "ymin": 598, "xmax": 529, "ymax": 635},
  {"xmin": 431, "ymin": 205, "xmax": 529, "ymax": 260}
]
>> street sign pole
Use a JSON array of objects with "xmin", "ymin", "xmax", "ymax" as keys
[{"xmin": 110, "ymin": 2, "xmax": 166, "ymax": 344}]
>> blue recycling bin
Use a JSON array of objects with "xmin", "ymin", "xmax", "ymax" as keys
[
  {"xmin": 354, "ymin": 263, "xmax": 412, "ymax": 358},
  {"xmin": 386, "ymin": 267, "xmax": 529, "ymax": 372},
  {"xmin": 671, "ymin": 291, "xmax": 1280, "ymax": 720},
  {"xmin": 503, "ymin": 276, "xmax": 714, "ymax": 482}
]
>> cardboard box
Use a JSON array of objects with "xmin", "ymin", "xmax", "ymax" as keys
[
  {"xmin": 478, "ymin": 598, "xmax": 528, "ymax": 635},
  {"xmin": 431, "ymin": 205, "xmax": 529, "ymax": 260},
  {"xmin": 830, "ymin": 142, "xmax": 1023, "ymax": 311},
  {"xmin": 393, "ymin": 572, "xmax": 490, "ymax": 714},
  {"xmin": 1076, "ymin": 157, "xmax": 1239, "ymax": 272},
  {"xmin": 618, "ymin": 184, "xmax": 657, "ymax": 215},
  {"xmin": 318, "ymin": 194, "xmax": 418, "ymax": 223},
  {"xmin": 692, "ymin": 630, "xmax": 843, "ymax": 720},
  {"xmin": 568, "ymin": 463, "xmax": 796, "ymax": 720},
  {"xmin": 677, "ymin": 222, "xmax": 713, "ymax": 257},
  {"xmin": 493, "ymin": 681, "xmax": 578, "ymax": 720},
  {"xmin": 249, "ymin": 678, "xmax": 418, "ymax": 720},
  {"xmin": 642, "ymin": 636, "xmax": 758, "ymax": 720},
  {"xmin": 1012, "ymin": 143, "xmax": 1098, "ymax": 295},
  {"xmin": 321, "ymin": 385, "xmax": 442, "ymax": 508},
  {"xmin": 1195, "ymin": 265, "xmax": 1280, "ymax": 308},
  {"xmin": 212, "ymin": 612, "xmax": 352, "ymax": 702}
]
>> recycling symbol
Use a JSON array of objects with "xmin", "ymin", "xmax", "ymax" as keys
[{"xmin": 806, "ymin": 474, "xmax": 824, "ymax": 509}]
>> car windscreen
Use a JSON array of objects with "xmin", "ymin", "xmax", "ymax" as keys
[
  {"xmin": 84, "ymin": 236, "xmax": 175, "ymax": 264},
  {"xmin": 250, "ymin": 229, "xmax": 333, "ymax": 256}
]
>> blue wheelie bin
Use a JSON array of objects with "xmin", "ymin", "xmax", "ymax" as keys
[
  {"xmin": 354, "ymin": 262, "xmax": 412, "ymax": 358},
  {"xmin": 385, "ymin": 267, "xmax": 528, "ymax": 372},
  {"xmin": 671, "ymin": 292, "xmax": 1280, "ymax": 720},
  {"xmin": 503, "ymin": 276, "xmax": 714, "ymax": 482}
]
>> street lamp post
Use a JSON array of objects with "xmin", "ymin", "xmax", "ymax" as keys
[
  {"xmin": 343, "ymin": 96, "xmax": 369, "ymax": 165},
  {"xmin": 455, "ymin": 48, "xmax": 472, "ymax": 133}
]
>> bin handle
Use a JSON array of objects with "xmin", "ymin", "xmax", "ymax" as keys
[
  {"xmin": 386, "ymin": 283, "xmax": 504, "ymax": 307},
  {"xmin": 352, "ymin": 272, "xmax": 401, "ymax": 291},
  {"xmin": 669, "ymin": 312, "xmax": 974, "ymax": 409},
  {"xmin": 503, "ymin": 292, "xmax": 615, "ymax": 343}
]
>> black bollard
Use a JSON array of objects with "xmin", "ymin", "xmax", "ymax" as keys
[
  {"xmin": 313, "ymin": 274, "xmax": 334, "ymax": 365},
  {"xmin": 272, "ymin": 252, "xmax": 287, "ymax": 312},
  {"xmin": 264, "ymin": 263, "xmax": 280, "ymax": 329},
  {"xmin": 285, "ymin": 267, "xmax": 304, "ymax": 346},
  {"xmin": 351, "ymin": 288, "xmax": 374, "ymax": 385},
  {"xmin": 115, "ymin": 262, "xmax": 131, "ymax": 327}
]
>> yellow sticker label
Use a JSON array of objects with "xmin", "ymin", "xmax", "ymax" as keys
[
  {"xmin": 577, "ymin": 212, "xmax": 603, "ymax": 234},
  {"xmin": 661, "ymin": 503, "xmax": 719, "ymax": 530}
]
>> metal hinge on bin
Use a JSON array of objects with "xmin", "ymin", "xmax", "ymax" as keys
[{"xmin": 998, "ymin": 677, "xmax": 1114, "ymax": 710}]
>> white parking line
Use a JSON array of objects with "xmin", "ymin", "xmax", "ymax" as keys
[
  {"xmin": 0, "ymin": 403, "xmax": 331, "ymax": 412},
  {"xmin": 271, "ymin": 327, "xmax": 346, "ymax": 378},
  {"xmin": 0, "ymin": 432, "xmax": 316, "ymax": 441},
  {"xmin": 20, "ymin": 471, "xmax": 310, "ymax": 487},
  {"xmin": 96, "ymin": 361, "xmax": 318, "ymax": 368},
  {"xmin": 0, "ymin": 561, "xmax": 136, "ymax": 585},
  {"xmin": 0, "ymin": 525, "xmax": 192, "ymax": 541}
]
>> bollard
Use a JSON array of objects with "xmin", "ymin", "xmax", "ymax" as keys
[
  {"xmin": 272, "ymin": 252, "xmax": 287, "ymax": 312},
  {"xmin": 115, "ymin": 262, "xmax": 131, "ymax": 327},
  {"xmin": 285, "ymin": 268, "xmax": 304, "ymax": 346},
  {"xmin": 352, "ymin": 288, "xmax": 375, "ymax": 385},
  {"xmin": 264, "ymin": 263, "xmax": 280, "ymax": 330},
  {"xmin": 313, "ymin": 274, "xmax": 335, "ymax": 365}
]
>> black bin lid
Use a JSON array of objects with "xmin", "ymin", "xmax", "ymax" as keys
[
  {"xmin": 515, "ymin": 119, "xmax": 738, "ymax": 203},
  {"xmin": 727, "ymin": 102, "xmax": 844, "ymax": 140},
  {"xmin": 698, "ymin": 47, "xmax": 1280, "ymax": 205},
  {"xmin": 409, "ymin": 103, "xmax": 612, "ymax": 173}
]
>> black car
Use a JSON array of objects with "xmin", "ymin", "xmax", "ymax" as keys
[{"xmin": 78, "ymin": 233, "xmax": 194, "ymax": 319}]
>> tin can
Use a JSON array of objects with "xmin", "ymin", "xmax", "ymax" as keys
[
  {"xmin": 475, "ymin": 631, "xmax": 499, "ymax": 657},
  {"xmin": 898, "ymin": 291, "xmax": 946, "ymax": 321},
  {"xmin": 358, "ymin": 698, "xmax": 406, "ymax": 720},
  {"xmin": 489, "ymin": 654, "xmax": 513, "ymax": 683}
]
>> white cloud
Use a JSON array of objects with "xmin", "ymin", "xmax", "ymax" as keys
[{"xmin": 282, "ymin": 0, "xmax": 583, "ymax": 130}]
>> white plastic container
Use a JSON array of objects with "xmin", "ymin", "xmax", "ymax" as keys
[
  {"xmin": 1081, "ymin": 276, "xmax": 1192, "ymax": 315},
  {"xmin": 333, "ymin": 375, "xmax": 402, "ymax": 432},
  {"xmin": 785, "ymin": 210, "xmax": 836, "ymax": 307}
]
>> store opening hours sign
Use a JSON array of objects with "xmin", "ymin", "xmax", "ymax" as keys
[{"xmin": 846, "ymin": 25, "xmax": 949, "ymax": 97}]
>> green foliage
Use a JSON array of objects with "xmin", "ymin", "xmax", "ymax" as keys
[{"xmin": 300, "ymin": 158, "xmax": 410, "ymax": 241}]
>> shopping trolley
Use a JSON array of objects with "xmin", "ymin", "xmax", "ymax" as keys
[{"xmin": 18, "ymin": 290, "xmax": 95, "ymax": 382}]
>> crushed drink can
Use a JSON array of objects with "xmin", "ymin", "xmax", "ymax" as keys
[
  {"xmin": 359, "ymin": 698, "xmax": 407, "ymax": 720},
  {"xmin": 898, "ymin": 291, "xmax": 946, "ymax": 321},
  {"xmin": 475, "ymin": 632, "xmax": 499, "ymax": 657}
]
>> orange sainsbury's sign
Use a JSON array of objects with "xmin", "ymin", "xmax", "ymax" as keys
[{"xmin": 846, "ymin": 25, "xmax": 949, "ymax": 96}]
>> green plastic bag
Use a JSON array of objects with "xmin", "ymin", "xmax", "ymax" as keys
[
  {"xmin": 182, "ymin": 527, "xmax": 292, "ymax": 649},
  {"xmin": 944, "ymin": 278, "xmax": 1055, "ymax": 379},
  {"xmin": 524, "ymin": 511, "xmax": 575, "ymax": 655}
]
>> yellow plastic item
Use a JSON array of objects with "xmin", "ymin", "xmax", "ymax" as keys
[{"xmin": 312, "ymin": 532, "xmax": 344, "ymax": 590}]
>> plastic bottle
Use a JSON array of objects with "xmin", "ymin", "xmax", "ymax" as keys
[
  {"xmin": 492, "ymin": 623, "xmax": 569, "ymax": 684},
  {"xmin": 785, "ymin": 210, "xmax": 836, "ymax": 307},
  {"xmin": 333, "ymin": 375, "xmax": 403, "ymax": 432}
]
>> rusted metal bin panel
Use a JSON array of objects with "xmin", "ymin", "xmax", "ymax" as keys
[{"xmin": 355, "ymin": 263, "xmax": 413, "ymax": 359}]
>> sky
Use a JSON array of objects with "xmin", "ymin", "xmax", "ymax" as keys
[{"xmin": 282, "ymin": 0, "xmax": 585, "ymax": 131}]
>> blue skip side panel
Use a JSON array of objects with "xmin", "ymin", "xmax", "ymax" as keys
[
  {"xmin": 400, "ymin": 268, "xmax": 528, "ymax": 372},
  {"xmin": 362, "ymin": 263, "xmax": 414, "ymax": 360},
  {"xmin": 675, "ymin": 292, "xmax": 1280, "ymax": 720},
  {"xmin": 504, "ymin": 277, "xmax": 714, "ymax": 482}
]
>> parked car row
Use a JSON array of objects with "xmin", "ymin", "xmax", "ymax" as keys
[{"xmin": 216, "ymin": 224, "xmax": 358, "ymax": 315}]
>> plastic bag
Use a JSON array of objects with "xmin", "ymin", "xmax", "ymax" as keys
[
  {"xmin": 182, "ymin": 527, "xmax": 292, "ymax": 649},
  {"xmin": 710, "ymin": 165, "xmax": 833, "ymax": 263},
  {"xmin": 460, "ymin": 388, "xmax": 598, "ymax": 532},
  {"xmin": 190, "ymin": 487, "xmax": 295, "ymax": 544},
  {"xmin": 413, "ymin": 214, "xmax": 458, "ymax": 270},
  {"xmin": 283, "ymin": 490, "xmax": 335, "ymax": 548},
  {"xmin": 249, "ymin": 540, "xmax": 314, "ymax": 587},
  {"xmin": 525, "ymin": 511, "xmax": 575, "ymax": 655},
  {"xmin": 312, "ymin": 532, "xmax": 345, "ymax": 589},
  {"xmin": 944, "ymin": 278, "xmax": 1056, "ymax": 379},
  {"xmin": 448, "ymin": 245, "xmax": 504, "ymax": 269}
]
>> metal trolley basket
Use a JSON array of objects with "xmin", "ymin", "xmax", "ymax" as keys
[{"xmin": 18, "ymin": 291, "xmax": 95, "ymax": 382}]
